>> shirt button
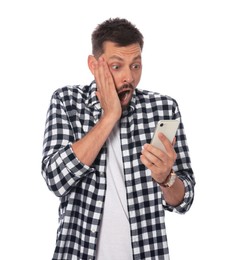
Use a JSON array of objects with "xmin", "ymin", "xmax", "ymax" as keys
[
  {"xmin": 97, "ymin": 201, "xmax": 102, "ymax": 207},
  {"xmin": 91, "ymin": 227, "xmax": 96, "ymax": 233}
]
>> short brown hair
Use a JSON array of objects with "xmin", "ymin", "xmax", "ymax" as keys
[{"xmin": 91, "ymin": 18, "xmax": 144, "ymax": 57}]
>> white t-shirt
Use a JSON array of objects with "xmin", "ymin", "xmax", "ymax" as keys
[{"xmin": 96, "ymin": 123, "xmax": 133, "ymax": 260}]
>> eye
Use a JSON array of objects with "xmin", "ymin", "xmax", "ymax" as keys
[
  {"xmin": 131, "ymin": 63, "xmax": 141, "ymax": 70},
  {"xmin": 111, "ymin": 64, "xmax": 120, "ymax": 70}
]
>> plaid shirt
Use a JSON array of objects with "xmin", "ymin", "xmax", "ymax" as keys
[{"xmin": 42, "ymin": 81, "xmax": 195, "ymax": 260}]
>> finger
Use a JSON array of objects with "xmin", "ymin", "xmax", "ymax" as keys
[
  {"xmin": 93, "ymin": 60, "xmax": 101, "ymax": 90},
  {"xmin": 102, "ymin": 59, "xmax": 117, "ymax": 94},
  {"xmin": 97, "ymin": 57, "xmax": 116, "ymax": 98},
  {"xmin": 94, "ymin": 56, "xmax": 107, "ymax": 92},
  {"xmin": 140, "ymin": 154, "xmax": 155, "ymax": 172},
  {"xmin": 141, "ymin": 144, "xmax": 164, "ymax": 167},
  {"xmin": 158, "ymin": 134, "xmax": 177, "ymax": 163},
  {"xmin": 172, "ymin": 137, "xmax": 176, "ymax": 146},
  {"xmin": 97, "ymin": 57, "xmax": 106, "ymax": 90},
  {"xmin": 140, "ymin": 155, "xmax": 168, "ymax": 183},
  {"xmin": 158, "ymin": 133, "xmax": 174, "ymax": 153}
]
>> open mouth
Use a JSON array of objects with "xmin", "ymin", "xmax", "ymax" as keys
[{"xmin": 118, "ymin": 89, "xmax": 131, "ymax": 102}]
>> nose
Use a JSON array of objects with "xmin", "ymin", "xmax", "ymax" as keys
[{"xmin": 123, "ymin": 68, "xmax": 134, "ymax": 84}]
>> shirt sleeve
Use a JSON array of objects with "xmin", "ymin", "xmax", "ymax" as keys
[
  {"xmin": 162, "ymin": 100, "xmax": 195, "ymax": 213},
  {"xmin": 41, "ymin": 90, "xmax": 94, "ymax": 197},
  {"xmin": 162, "ymin": 169, "xmax": 195, "ymax": 213}
]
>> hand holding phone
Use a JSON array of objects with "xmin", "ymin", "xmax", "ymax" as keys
[{"xmin": 150, "ymin": 120, "xmax": 180, "ymax": 153}]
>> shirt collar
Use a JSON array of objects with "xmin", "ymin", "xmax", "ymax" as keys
[{"xmin": 85, "ymin": 81, "xmax": 101, "ymax": 110}]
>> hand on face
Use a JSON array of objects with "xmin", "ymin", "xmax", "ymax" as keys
[
  {"xmin": 140, "ymin": 133, "xmax": 177, "ymax": 184},
  {"xmin": 93, "ymin": 56, "xmax": 122, "ymax": 121}
]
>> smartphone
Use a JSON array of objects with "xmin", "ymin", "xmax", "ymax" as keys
[{"xmin": 150, "ymin": 120, "xmax": 180, "ymax": 153}]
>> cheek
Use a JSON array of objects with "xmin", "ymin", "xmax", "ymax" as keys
[
  {"xmin": 136, "ymin": 71, "xmax": 142, "ymax": 82},
  {"xmin": 132, "ymin": 72, "xmax": 141, "ymax": 84}
]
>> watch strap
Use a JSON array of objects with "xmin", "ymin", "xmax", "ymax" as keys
[{"xmin": 158, "ymin": 170, "xmax": 177, "ymax": 188}]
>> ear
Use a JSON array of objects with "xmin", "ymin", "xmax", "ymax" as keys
[{"xmin": 88, "ymin": 55, "xmax": 97, "ymax": 75}]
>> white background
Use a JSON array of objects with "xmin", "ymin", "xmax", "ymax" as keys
[{"xmin": 0, "ymin": 0, "xmax": 228, "ymax": 259}]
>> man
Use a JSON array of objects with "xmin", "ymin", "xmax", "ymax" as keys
[{"xmin": 42, "ymin": 18, "xmax": 195, "ymax": 260}]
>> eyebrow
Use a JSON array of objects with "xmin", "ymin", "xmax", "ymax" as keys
[{"xmin": 108, "ymin": 55, "xmax": 142, "ymax": 62}]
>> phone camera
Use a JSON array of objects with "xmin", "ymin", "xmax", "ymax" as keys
[{"xmin": 160, "ymin": 123, "xmax": 164, "ymax": 127}]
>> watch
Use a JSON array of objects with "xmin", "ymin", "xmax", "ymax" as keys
[{"xmin": 159, "ymin": 170, "xmax": 177, "ymax": 188}]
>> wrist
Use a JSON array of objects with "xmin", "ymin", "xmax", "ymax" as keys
[
  {"xmin": 158, "ymin": 170, "xmax": 177, "ymax": 188},
  {"xmin": 101, "ymin": 111, "xmax": 120, "ymax": 125}
]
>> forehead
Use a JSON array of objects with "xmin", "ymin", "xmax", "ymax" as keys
[{"xmin": 103, "ymin": 41, "xmax": 142, "ymax": 61}]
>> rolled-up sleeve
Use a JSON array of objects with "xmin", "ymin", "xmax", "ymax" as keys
[
  {"xmin": 42, "ymin": 144, "xmax": 94, "ymax": 197},
  {"xmin": 162, "ymin": 169, "xmax": 195, "ymax": 213}
]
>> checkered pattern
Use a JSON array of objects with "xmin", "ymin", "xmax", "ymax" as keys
[{"xmin": 42, "ymin": 81, "xmax": 195, "ymax": 260}]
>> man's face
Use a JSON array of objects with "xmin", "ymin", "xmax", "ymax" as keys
[{"xmin": 102, "ymin": 41, "xmax": 142, "ymax": 109}]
